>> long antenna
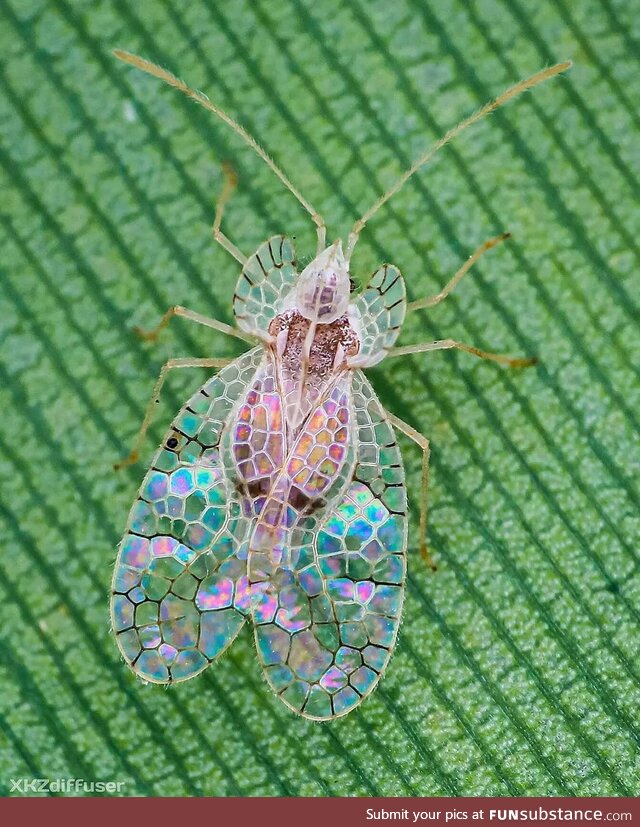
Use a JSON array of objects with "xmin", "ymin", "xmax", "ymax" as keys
[
  {"xmin": 113, "ymin": 50, "xmax": 327, "ymax": 252},
  {"xmin": 346, "ymin": 60, "xmax": 572, "ymax": 259}
]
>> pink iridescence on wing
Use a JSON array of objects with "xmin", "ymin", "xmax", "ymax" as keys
[
  {"xmin": 233, "ymin": 296, "xmax": 362, "ymax": 587},
  {"xmin": 233, "ymin": 360, "xmax": 284, "ymax": 494}
]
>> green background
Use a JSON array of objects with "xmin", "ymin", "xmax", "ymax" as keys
[{"xmin": 1, "ymin": 0, "xmax": 639, "ymax": 797}]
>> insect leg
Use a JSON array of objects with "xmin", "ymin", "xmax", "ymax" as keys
[
  {"xmin": 114, "ymin": 356, "xmax": 232, "ymax": 469},
  {"xmin": 211, "ymin": 161, "xmax": 248, "ymax": 265},
  {"xmin": 134, "ymin": 305, "xmax": 254, "ymax": 344},
  {"xmin": 385, "ymin": 410, "xmax": 435, "ymax": 571},
  {"xmin": 387, "ymin": 339, "xmax": 537, "ymax": 368},
  {"xmin": 407, "ymin": 233, "xmax": 510, "ymax": 312}
]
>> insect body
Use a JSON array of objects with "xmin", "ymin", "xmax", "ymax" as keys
[{"xmin": 111, "ymin": 51, "xmax": 570, "ymax": 719}]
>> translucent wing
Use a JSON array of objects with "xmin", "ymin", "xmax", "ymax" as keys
[
  {"xmin": 351, "ymin": 264, "xmax": 406, "ymax": 367},
  {"xmin": 248, "ymin": 372, "xmax": 355, "ymax": 580},
  {"xmin": 233, "ymin": 235, "xmax": 298, "ymax": 337},
  {"xmin": 253, "ymin": 370, "xmax": 407, "ymax": 720},
  {"xmin": 111, "ymin": 347, "xmax": 264, "ymax": 683},
  {"xmin": 232, "ymin": 354, "xmax": 284, "ymax": 499}
]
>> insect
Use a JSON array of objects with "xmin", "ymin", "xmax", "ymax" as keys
[{"xmin": 110, "ymin": 50, "xmax": 570, "ymax": 720}]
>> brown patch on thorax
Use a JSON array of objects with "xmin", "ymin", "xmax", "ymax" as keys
[{"xmin": 269, "ymin": 310, "xmax": 359, "ymax": 377}]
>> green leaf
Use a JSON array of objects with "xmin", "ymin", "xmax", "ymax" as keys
[{"xmin": 1, "ymin": 0, "xmax": 639, "ymax": 797}]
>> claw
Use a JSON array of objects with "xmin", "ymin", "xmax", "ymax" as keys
[
  {"xmin": 420, "ymin": 545, "xmax": 437, "ymax": 572},
  {"xmin": 510, "ymin": 355, "xmax": 538, "ymax": 368},
  {"xmin": 114, "ymin": 450, "xmax": 140, "ymax": 470},
  {"xmin": 133, "ymin": 325, "xmax": 159, "ymax": 343}
]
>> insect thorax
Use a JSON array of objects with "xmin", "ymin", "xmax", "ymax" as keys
[
  {"xmin": 269, "ymin": 309, "xmax": 359, "ymax": 377},
  {"xmin": 268, "ymin": 308, "xmax": 358, "ymax": 427}
]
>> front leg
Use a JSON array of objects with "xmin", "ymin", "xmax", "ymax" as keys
[
  {"xmin": 114, "ymin": 356, "xmax": 232, "ymax": 469},
  {"xmin": 406, "ymin": 232, "xmax": 510, "ymax": 312}
]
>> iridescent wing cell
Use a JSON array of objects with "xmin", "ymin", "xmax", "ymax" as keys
[
  {"xmin": 233, "ymin": 235, "xmax": 298, "ymax": 338},
  {"xmin": 247, "ymin": 371, "xmax": 355, "ymax": 581},
  {"xmin": 111, "ymin": 348, "xmax": 264, "ymax": 683},
  {"xmin": 253, "ymin": 369, "xmax": 407, "ymax": 720},
  {"xmin": 352, "ymin": 264, "xmax": 406, "ymax": 366},
  {"xmin": 232, "ymin": 354, "xmax": 284, "ymax": 498}
]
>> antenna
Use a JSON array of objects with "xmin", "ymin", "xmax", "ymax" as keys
[
  {"xmin": 346, "ymin": 61, "xmax": 572, "ymax": 260},
  {"xmin": 113, "ymin": 50, "xmax": 327, "ymax": 252}
]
